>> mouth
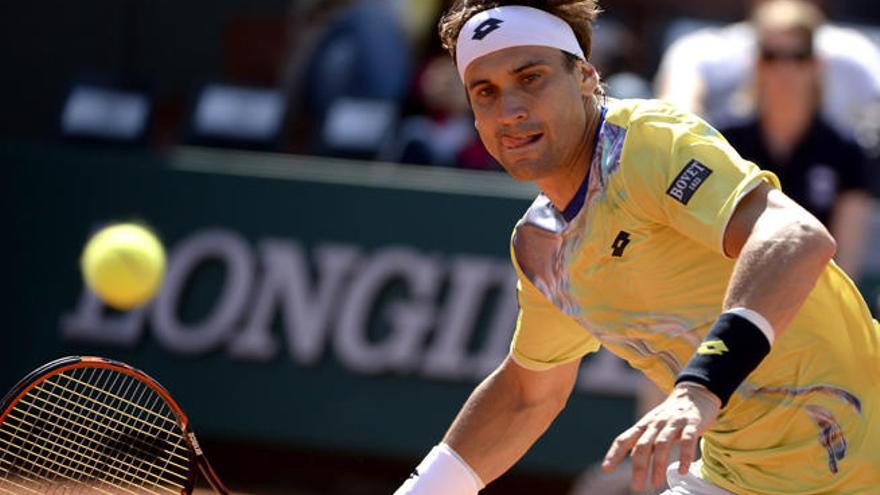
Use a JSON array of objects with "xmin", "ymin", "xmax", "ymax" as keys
[{"xmin": 501, "ymin": 132, "xmax": 543, "ymax": 150}]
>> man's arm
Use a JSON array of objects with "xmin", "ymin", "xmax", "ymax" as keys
[
  {"xmin": 721, "ymin": 182, "xmax": 837, "ymax": 334},
  {"xmin": 445, "ymin": 356, "xmax": 580, "ymax": 483},
  {"xmin": 603, "ymin": 182, "xmax": 836, "ymax": 491},
  {"xmin": 396, "ymin": 356, "xmax": 580, "ymax": 494},
  {"xmin": 829, "ymin": 191, "xmax": 871, "ymax": 280}
]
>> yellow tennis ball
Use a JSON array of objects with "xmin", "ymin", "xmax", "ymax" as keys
[{"xmin": 80, "ymin": 223, "xmax": 166, "ymax": 310}]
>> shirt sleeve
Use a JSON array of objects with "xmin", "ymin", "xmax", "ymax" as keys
[
  {"xmin": 615, "ymin": 104, "xmax": 781, "ymax": 255},
  {"xmin": 508, "ymin": 236, "xmax": 601, "ymax": 371}
]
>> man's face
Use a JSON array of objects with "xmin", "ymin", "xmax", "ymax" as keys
[
  {"xmin": 463, "ymin": 45, "xmax": 597, "ymax": 182},
  {"xmin": 757, "ymin": 29, "xmax": 819, "ymax": 109}
]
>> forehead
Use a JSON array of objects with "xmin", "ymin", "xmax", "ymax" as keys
[
  {"xmin": 462, "ymin": 45, "xmax": 565, "ymax": 85},
  {"xmin": 759, "ymin": 27, "xmax": 810, "ymax": 50}
]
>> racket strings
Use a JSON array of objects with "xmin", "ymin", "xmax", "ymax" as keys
[
  {"xmin": 0, "ymin": 367, "xmax": 193, "ymax": 494},
  {"xmin": 17, "ymin": 384, "xmax": 190, "ymax": 464},
  {"xmin": 9, "ymin": 372, "xmax": 182, "ymax": 490},
  {"xmin": 34, "ymin": 381, "xmax": 177, "ymax": 439},
  {"xmin": 26, "ymin": 383, "xmax": 186, "ymax": 460},
  {"xmin": 0, "ymin": 371, "xmax": 164, "ymax": 495},
  {"xmin": 7, "ymin": 406, "xmax": 190, "ymax": 475},
  {"xmin": 3, "ymin": 409, "xmax": 188, "ymax": 485},
  {"xmin": 9, "ymin": 395, "xmax": 189, "ymax": 470},
  {"xmin": 1, "ymin": 368, "xmax": 187, "ymax": 495}
]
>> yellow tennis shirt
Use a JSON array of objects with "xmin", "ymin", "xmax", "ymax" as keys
[{"xmin": 509, "ymin": 99, "xmax": 880, "ymax": 494}]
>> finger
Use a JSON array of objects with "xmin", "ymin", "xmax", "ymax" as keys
[
  {"xmin": 678, "ymin": 424, "xmax": 701, "ymax": 475},
  {"xmin": 602, "ymin": 424, "xmax": 645, "ymax": 472},
  {"xmin": 630, "ymin": 422, "xmax": 663, "ymax": 492},
  {"xmin": 651, "ymin": 421, "xmax": 685, "ymax": 487}
]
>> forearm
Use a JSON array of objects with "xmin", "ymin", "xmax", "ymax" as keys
[
  {"xmin": 723, "ymin": 189, "xmax": 836, "ymax": 335},
  {"xmin": 829, "ymin": 192, "xmax": 871, "ymax": 280},
  {"xmin": 444, "ymin": 357, "xmax": 577, "ymax": 485},
  {"xmin": 677, "ymin": 188, "xmax": 837, "ymax": 407}
]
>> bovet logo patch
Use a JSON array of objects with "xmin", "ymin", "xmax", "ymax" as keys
[{"xmin": 667, "ymin": 159, "xmax": 713, "ymax": 205}]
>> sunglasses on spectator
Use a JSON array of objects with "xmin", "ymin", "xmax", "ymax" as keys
[{"xmin": 760, "ymin": 47, "xmax": 814, "ymax": 62}]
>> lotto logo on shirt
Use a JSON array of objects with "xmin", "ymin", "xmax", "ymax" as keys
[{"xmin": 667, "ymin": 159, "xmax": 713, "ymax": 205}]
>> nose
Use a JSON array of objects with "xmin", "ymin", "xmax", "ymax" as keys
[{"xmin": 499, "ymin": 90, "xmax": 528, "ymax": 124}]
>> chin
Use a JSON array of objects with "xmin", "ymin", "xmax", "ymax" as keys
[{"xmin": 501, "ymin": 158, "xmax": 552, "ymax": 182}]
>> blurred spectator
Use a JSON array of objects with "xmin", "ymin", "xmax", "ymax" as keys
[
  {"xmin": 590, "ymin": 19, "xmax": 654, "ymax": 100},
  {"xmin": 654, "ymin": 0, "xmax": 880, "ymax": 137},
  {"xmin": 720, "ymin": 0, "xmax": 873, "ymax": 280},
  {"xmin": 281, "ymin": 0, "xmax": 413, "ymax": 157},
  {"xmin": 387, "ymin": 0, "xmax": 445, "ymax": 53},
  {"xmin": 835, "ymin": 0, "xmax": 880, "ymax": 23},
  {"xmin": 382, "ymin": 55, "xmax": 496, "ymax": 170}
]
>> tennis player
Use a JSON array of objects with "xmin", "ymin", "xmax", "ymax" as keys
[{"xmin": 394, "ymin": 1, "xmax": 880, "ymax": 494}]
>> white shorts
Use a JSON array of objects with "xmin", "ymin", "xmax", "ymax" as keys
[{"xmin": 661, "ymin": 461, "xmax": 735, "ymax": 495}]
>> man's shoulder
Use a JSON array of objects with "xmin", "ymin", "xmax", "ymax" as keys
[
  {"xmin": 508, "ymin": 195, "xmax": 568, "ymax": 287},
  {"xmin": 807, "ymin": 118, "xmax": 868, "ymax": 165},
  {"xmin": 718, "ymin": 119, "xmax": 761, "ymax": 142},
  {"xmin": 812, "ymin": 118, "xmax": 861, "ymax": 148},
  {"xmin": 514, "ymin": 195, "xmax": 566, "ymax": 235},
  {"xmin": 604, "ymin": 99, "xmax": 716, "ymax": 160},
  {"xmin": 605, "ymin": 98, "xmax": 700, "ymax": 130},
  {"xmin": 818, "ymin": 25, "xmax": 880, "ymax": 61}
]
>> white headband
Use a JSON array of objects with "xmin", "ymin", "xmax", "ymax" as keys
[{"xmin": 455, "ymin": 5, "xmax": 586, "ymax": 81}]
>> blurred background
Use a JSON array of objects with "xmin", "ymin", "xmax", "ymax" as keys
[{"xmin": 3, "ymin": 0, "xmax": 879, "ymax": 493}]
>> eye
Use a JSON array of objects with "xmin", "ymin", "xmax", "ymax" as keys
[
  {"xmin": 522, "ymin": 72, "xmax": 542, "ymax": 84},
  {"xmin": 476, "ymin": 86, "xmax": 496, "ymax": 98}
]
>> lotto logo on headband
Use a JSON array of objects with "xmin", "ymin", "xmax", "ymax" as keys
[
  {"xmin": 473, "ymin": 18, "xmax": 503, "ymax": 40},
  {"xmin": 455, "ymin": 6, "xmax": 585, "ymax": 81}
]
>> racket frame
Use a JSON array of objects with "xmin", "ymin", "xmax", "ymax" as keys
[{"xmin": 0, "ymin": 356, "xmax": 230, "ymax": 495}]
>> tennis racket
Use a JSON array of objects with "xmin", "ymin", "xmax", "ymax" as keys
[{"xmin": 0, "ymin": 356, "xmax": 230, "ymax": 495}]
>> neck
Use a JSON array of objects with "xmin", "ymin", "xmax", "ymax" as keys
[
  {"xmin": 538, "ymin": 98, "xmax": 602, "ymax": 211},
  {"xmin": 759, "ymin": 100, "xmax": 814, "ymax": 163}
]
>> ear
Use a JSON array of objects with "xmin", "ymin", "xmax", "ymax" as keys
[{"xmin": 576, "ymin": 60, "xmax": 600, "ymax": 97}]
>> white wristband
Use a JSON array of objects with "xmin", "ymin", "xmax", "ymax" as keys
[
  {"xmin": 393, "ymin": 443, "xmax": 484, "ymax": 495},
  {"xmin": 724, "ymin": 307, "xmax": 775, "ymax": 345}
]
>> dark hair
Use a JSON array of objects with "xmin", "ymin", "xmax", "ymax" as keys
[{"xmin": 439, "ymin": 0, "xmax": 601, "ymax": 63}]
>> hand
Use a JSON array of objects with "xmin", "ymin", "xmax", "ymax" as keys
[{"xmin": 601, "ymin": 383, "xmax": 722, "ymax": 491}]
